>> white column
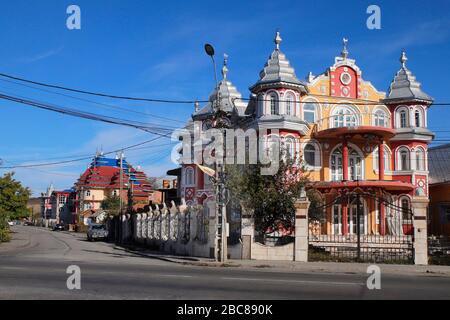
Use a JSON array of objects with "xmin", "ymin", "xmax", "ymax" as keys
[
  {"xmin": 412, "ymin": 197, "xmax": 429, "ymax": 265},
  {"xmin": 294, "ymin": 199, "xmax": 310, "ymax": 262}
]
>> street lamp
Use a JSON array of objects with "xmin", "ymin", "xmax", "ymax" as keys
[{"xmin": 204, "ymin": 43, "xmax": 228, "ymax": 263}]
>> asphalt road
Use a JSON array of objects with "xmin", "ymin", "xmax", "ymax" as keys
[{"xmin": 1, "ymin": 226, "xmax": 450, "ymax": 300}]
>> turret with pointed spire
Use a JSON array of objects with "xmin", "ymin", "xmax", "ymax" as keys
[
  {"xmin": 384, "ymin": 50, "xmax": 433, "ymax": 104},
  {"xmin": 250, "ymin": 30, "xmax": 307, "ymax": 93}
]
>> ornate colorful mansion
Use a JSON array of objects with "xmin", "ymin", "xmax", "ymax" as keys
[{"xmin": 178, "ymin": 32, "xmax": 433, "ymax": 253}]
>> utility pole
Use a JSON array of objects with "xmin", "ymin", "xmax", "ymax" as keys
[
  {"xmin": 119, "ymin": 151, "xmax": 124, "ymax": 244},
  {"xmin": 205, "ymin": 44, "xmax": 228, "ymax": 263}
]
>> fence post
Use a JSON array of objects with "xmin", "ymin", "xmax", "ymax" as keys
[
  {"xmin": 294, "ymin": 198, "xmax": 310, "ymax": 262},
  {"xmin": 411, "ymin": 197, "xmax": 429, "ymax": 265}
]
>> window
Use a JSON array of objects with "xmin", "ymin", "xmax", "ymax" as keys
[
  {"xmin": 401, "ymin": 198, "xmax": 411, "ymax": 221},
  {"xmin": 286, "ymin": 95, "xmax": 294, "ymax": 116},
  {"xmin": 269, "ymin": 94, "xmax": 279, "ymax": 115},
  {"xmin": 257, "ymin": 94, "xmax": 264, "ymax": 116},
  {"xmin": 374, "ymin": 110, "xmax": 387, "ymax": 127},
  {"xmin": 304, "ymin": 144, "xmax": 316, "ymax": 167},
  {"xmin": 399, "ymin": 149, "xmax": 410, "ymax": 171},
  {"xmin": 303, "ymin": 102, "xmax": 316, "ymax": 123},
  {"xmin": 416, "ymin": 149, "xmax": 425, "ymax": 171},
  {"xmin": 86, "ymin": 190, "xmax": 91, "ymax": 197},
  {"xmin": 185, "ymin": 167, "xmax": 195, "ymax": 185},
  {"xmin": 374, "ymin": 146, "xmax": 391, "ymax": 171},
  {"xmin": 331, "ymin": 146, "xmax": 362, "ymax": 181},
  {"xmin": 284, "ymin": 137, "xmax": 296, "ymax": 160},
  {"xmin": 332, "ymin": 107, "xmax": 357, "ymax": 128},
  {"xmin": 400, "ymin": 110, "xmax": 408, "ymax": 128},
  {"xmin": 113, "ymin": 190, "xmax": 118, "ymax": 197},
  {"xmin": 58, "ymin": 195, "xmax": 66, "ymax": 205},
  {"xmin": 415, "ymin": 110, "xmax": 422, "ymax": 127}
]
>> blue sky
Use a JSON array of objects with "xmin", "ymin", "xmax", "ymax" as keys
[{"xmin": 0, "ymin": 0, "xmax": 449, "ymax": 195}]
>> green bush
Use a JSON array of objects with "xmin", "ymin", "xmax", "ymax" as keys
[{"xmin": 0, "ymin": 226, "xmax": 11, "ymax": 243}]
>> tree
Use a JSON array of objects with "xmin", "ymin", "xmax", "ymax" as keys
[
  {"xmin": 0, "ymin": 172, "xmax": 31, "ymax": 242},
  {"xmin": 0, "ymin": 172, "xmax": 31, "ymax": 220},
  {"xmin": 226, "ymin": 148, "xmax": 309, "ymax": 237},
  {"xmin": 101, "ymin": 195, "xmax": 121, "ymax": 216}
]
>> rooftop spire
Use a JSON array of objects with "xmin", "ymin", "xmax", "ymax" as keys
[
  {"xmin": 400, "ymin": 49, "xmax": 408, "ymax": 68},
  {"xmin": 274, "ymin": 30, "xmax": 282, "ymax": 50},
  {"xmin": 194, "ymin": 100, "xmax": 199, "ymax": 112},
  {"xmin": 222, "ymin": 53, "xmax": 229, "ymax": 79},
  {"xmin": 341, "ymin": 38, "xmax": 349, "ymax": 59}
]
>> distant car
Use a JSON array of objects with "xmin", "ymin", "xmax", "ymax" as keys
[
  {"xmin": 52, "ymin": 224, "xmax": 65, "ymax": 231},
  {"xmin": 87, "ymin": 224, "xmax": 109, "ymax": 242},
  {"xmin": 24, "ymin": 221, "xmax": 33, "ymax": 226},
  {"xmin": 8, "ymin": 221, "xmax": 14, "ymax": 226}
]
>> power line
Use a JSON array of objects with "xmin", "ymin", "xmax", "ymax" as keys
[
  {"xmin": 1, "ymin": 72, "xmax": 450, "ymax": 106},
  {"xmin": 0, "ymin": 136, "xmax": 167, "ymax": 169},
  {"xmin": 0, "ymin": 77, "xmax": 186, "ymax": 124},
  {"xmin": 0, "ymin": 72, "xmax": 208, "ymax": 104},
  {"xmin": 0, "ymin": 91, "xmax": 179, "ymax": 136}
]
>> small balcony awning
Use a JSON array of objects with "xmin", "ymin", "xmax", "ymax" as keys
[
  {"xmin": 309, "ymin": 180, "xmax": 415, "ymax": 193},
  {"xmin": 314, "ymin": 126, "xmax": 396, "ymax": 140}
]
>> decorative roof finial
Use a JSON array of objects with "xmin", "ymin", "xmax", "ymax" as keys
[
  {"xmin": 275, "ymin": 30, "xmax": 282, "ymax": 50},
  {"xmin": 341, "ymin": 38, "xmax": 349, "ymax": 59},
  {"xmin": 400, "ymin": 49, "xmax": 408, "ymax": 68},
  {"xmin": 194, "ymin": 100, "xmax": 199, "ymax": 112},
  {"xmin": 222, "ymin": 53, "xmax": 229, "ymax": 79}
]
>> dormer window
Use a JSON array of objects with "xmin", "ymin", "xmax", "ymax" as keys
[
  {"xmin": 415, "ymin": 110, "xmax": 422, "ymax": 127},
  {"xmin": 400, "ymin": 110, "xmax": 408, "ymax": 128},
  {"xmin": 270, "ymin": 94, "xmax": 279, "ymax": 115},
  {"xmin": 286, "ymin": 95, "xmax": 294, "ymax": 116}
]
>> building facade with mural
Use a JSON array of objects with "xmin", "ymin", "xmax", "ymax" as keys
[{"xmin": 177, "ymin": 32, "xmax": 433, "ymax": 262}]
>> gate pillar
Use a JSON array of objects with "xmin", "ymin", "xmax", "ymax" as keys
[
  {"xmin": 294, "ymin": 199, "xmax": 310, "ymax": 262},
  {"xmin": 412, "ymin": 197, "xmax": 429, "ymax": 265}
]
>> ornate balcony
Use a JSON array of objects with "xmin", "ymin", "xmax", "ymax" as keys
[{"xmin": 313, "ymin": 112, "xmax": 395, "ymax": 140}]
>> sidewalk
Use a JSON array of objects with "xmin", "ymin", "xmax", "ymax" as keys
[{"xmin": 116, "ymin": 245, "xmax": 450, "ymax": 277}]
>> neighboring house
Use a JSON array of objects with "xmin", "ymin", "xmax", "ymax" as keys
[
  {"xmin": 40, "ymin": 184, "xmax": 54, "ymax": 220},
  {"xmin": 177, "ymin": 32, "xmax": 433, "ymax": 258},
  {"xmin": 428, "ymin": 144, "xmax": 450, "ymax": 236},
  {"xmin": 74, "ymin": 153, "xmax": 153, "ymax": 221},
  {"xmin": 148, "ymin": 175, "xmax": 180, "ymax": 205},
  {"xmin": 50, "ymin": 190, "xmax": 76, "ymax": 225}
]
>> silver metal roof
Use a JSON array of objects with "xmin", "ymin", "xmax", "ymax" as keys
[
  {"xmin": 429, "ymin": 143, "xmax": 450, "ymax": 184},
  {"xmin": 384, "ymin": 51, "xmax": 433, "ymax": 103},
  {"xmin": 250, "ymin": 32, "xmax": 306, "ymax": 90},
  {"xmin": 194, "ymin": 54, "xmax": 247, "ymax": 118}
]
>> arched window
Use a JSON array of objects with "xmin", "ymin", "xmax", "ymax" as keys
[
  {"xmin": 374, "ymin": 146, "xmax": 391, "ymax": 171},
  {"xmin": 266, "ymin": 135, "xmax": 280, "ymax": 158},
  {"xmin": 401, "ymin": 198, "xmax": 411, "ymax": 221},
  {"xmin": 415, "ymin": 148, "xmax": 425, "ymax": 171},
  {"xmin": 284, "ymin": 137, "xmax": 296, "ymax": 160},
  {"xmin": 257, "ymin": 94, "xmax": 264, "ymax": 116},
  {"xmin": 331, "ymin": 145, "xmax": 363, "ymax": 181},
  {"xmin": 303, "ymin": 102, "xmax": 316, "ymax": 123},
  {"xmin": 269, "ymin": 94, "xmax": 279, "ymax": 115},
  {"xmin": 415, "ymin": 109, "xmax": 422, "ymax": 127},
  {"xmin": 399, "ymin": 110, "xmax": 408, "ymax": 128},
  {"xmin": 185, "ymin": 167, "xmax": 195, "ymax": 185},
  {"xmin": 304, "ymin": 144, "xmax": 316, "ymax": 166},
  {"xmin": 286, "ymin": 94, "xmax": 294, "ymax": 116},
  {"xmin": 398, "ymin": 148, "xmax": 410, "ymax": 171},
  {"xmin": 374, "ymin": 110, "xmax": 387, "ymax": 127},
  {"xmin": 332, "ymin": 106, "xmax": 357, "ymax": 128}
]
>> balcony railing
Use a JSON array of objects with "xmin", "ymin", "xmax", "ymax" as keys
[{"xmin": 315, "ymin": 112, "xmax": 392, "ymax": 132}]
